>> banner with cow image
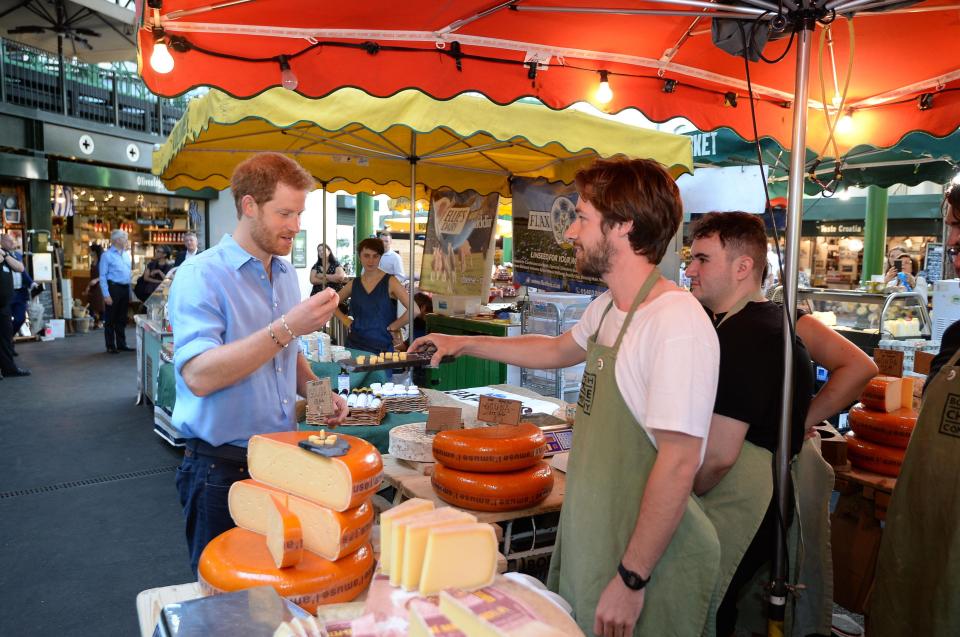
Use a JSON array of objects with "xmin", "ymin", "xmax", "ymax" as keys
[{"xmin": 511, "ymin": 177, "xmax": 607, "ymax": 295}]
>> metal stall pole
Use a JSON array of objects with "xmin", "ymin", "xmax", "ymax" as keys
[{"xmin": 408, "ymin": 132, "xmax": 418, "ymax": 343}]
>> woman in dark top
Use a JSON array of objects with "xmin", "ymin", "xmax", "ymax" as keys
[
  {"xmin": 334, "ymin": 238, "xmax": 416, "ymax": 354},
  {"xmin": 86, "ymin": 244, "xmax": 106, "ymax": 325},
  {"xmin": 309, "ymin": 243, "xmax": 347, "ymax": 296},
  {"xmin": 135, "ymin": 246, "xmax": 173, "ymax": 302}
]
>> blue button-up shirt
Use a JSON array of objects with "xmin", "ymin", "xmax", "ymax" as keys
[
  {"xmin": 168, "ymin": 234, "xmax": 301, "ymax": 447},
  {"xmin": 99, "ymin": 245, "xmax": 132, "ymax": 297}
]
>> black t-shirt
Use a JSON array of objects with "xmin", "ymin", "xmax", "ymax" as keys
[
  {"xmin": 926, "ymin": 319, "xmax": 960, "ymax": 394},
  {"xmin": 0, "ymin": 261, "xmax": 13, "ymax": 306},
  {"xmin": 710, "ymin": 301, "xmax": 814, "ymax": 457}
]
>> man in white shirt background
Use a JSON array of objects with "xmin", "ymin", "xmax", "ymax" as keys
[{"xmin": 375, "ymin": 230, "xmax": 406, "ymax": 282}]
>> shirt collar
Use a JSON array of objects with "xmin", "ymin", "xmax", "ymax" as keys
[{"xmin": 219, "ymin": 234, "xmax": 288, "ymax": 274}]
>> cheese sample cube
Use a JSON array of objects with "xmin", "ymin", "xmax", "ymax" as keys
[
  {"xmin": 378, "ymin": 498, "xmax": 434, "ymax": 576},
  {"xmin": 859, "ymin": 376, "xmax": 903, "ymax": 413},
  {"xmin": 248, "ymin": 432, "xmax": 383, "ymax": 512},
  {"xmin": 267, "ymin": 494, "xmax": 303, "ymax": 568},
  {"xmin": 409, "ymin": 600, "xmax": 466, "ymax": 637},
  {"xmin": 399, "ymin": 508, "xmax": 477, "ymax": 591},
  {"xmin": 229, "ymin": 480, "xmax": 373, "ymax": 560},
  {"xmin": 419, "ymin": 523, "xmax": 498, "ymax": 595},
  {"xmin": 439, "ymin": 587, "xmax": 567, "ymax": 637}
]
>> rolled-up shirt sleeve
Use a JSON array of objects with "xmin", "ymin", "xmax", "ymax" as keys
[{"xmin": 170, "ymin": 264, "xmax": 225, "ymax": 375}]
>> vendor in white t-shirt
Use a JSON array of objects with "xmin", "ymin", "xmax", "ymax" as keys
[{"xmin": 410, "ymin": 158, "xmax": 721, "ymax": 637}]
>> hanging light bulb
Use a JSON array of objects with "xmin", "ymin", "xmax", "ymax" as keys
[
  {"xmin": 831, "ymin": 93, "xmax": 843, "ymax": 109},
  {"xmin": 836, "ymin": 112, "xmax": 854, "ymax": 134},
  {"xmin": 595, "ymin": 70, "xmax": 614, "ymax": 105},
  {"xmin": 150, "ymin": 31, "xmax": 175, "ymax": 74},
  {"xmin": 279, "ymin": 56, "xmax": 298, "ymax": 91}
]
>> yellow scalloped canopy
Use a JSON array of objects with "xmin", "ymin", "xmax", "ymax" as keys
[{"xmin": 154, "ymin": 87, "xmax": 693, "ymax": 197}]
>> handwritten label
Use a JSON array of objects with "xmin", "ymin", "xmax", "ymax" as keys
[
  {"xmin": 914, "ymin": 351, "xmax": 934, "ymax": 376},
  {"xmin": 874, "ymin": 349, "xmax": 904, "ymax": 378},
  {"xmin": 307, "ymin": 378, "xmax": 335, "ymax": 416},
  {"xmin": 477, "ymin": 395, "xmax": 522, "ymax": 426},
  {"xmin": 426, "ymin": 406, "xmax": 463, "ymax": 433}
]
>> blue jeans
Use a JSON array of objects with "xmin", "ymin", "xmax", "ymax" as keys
[{"xmin": 175, "ymin": 447, "xmax": 248, "ymax": 576}]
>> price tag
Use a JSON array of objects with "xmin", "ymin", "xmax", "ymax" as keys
[
  {"xmin": 477, "ymin": 395, "xmax": 522, "ymax": 426},
  {"xmin": 426, "ymin": 406, "xmax": 463, "ymax": 433},
  {"xmin": 873, "ymin": 348, "xmax": 904, "ymax": 378},
  {"xmin": 307, "ymin": 378, "xmax": 335, "ymax": 416},
  {"xmin": 914, "ymin": 351, "xmax": 935, "ymax": 376}
]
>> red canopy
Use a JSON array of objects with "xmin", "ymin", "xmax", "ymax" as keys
[{"xmin": 137, "ymin": 1, "xmax": 960, "ymax": 152}]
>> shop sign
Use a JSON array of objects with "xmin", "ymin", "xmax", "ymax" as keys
[
  {"xmin": 292, "ymin": 230, "xmax": 308, "ymax": 268},
  {"xmin": 925, "ymin": 242, "xmax": 944, "ymax": 283},
  {"xmin": 817, "ymin": 221, "xmax": 864, "ymax": 236},
  {"xmin": 0, "ymin": 152, "xmax": 48, "ymax": 180},
  {"xmin": 139, "ymin": 217, "xmax": 171, "ymax": 227}
]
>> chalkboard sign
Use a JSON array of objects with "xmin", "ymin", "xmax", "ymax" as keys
[
  {"xmin": 925, "ymin": 242, "xmax": 944, "ymax": 284},
  {"xmin": 38, "ymin": 287, "xmax": 54, "ymax": 321}
]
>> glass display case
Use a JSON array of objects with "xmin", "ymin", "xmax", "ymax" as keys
[{"xmin": 521, "ymin": 292, "xmax": 592, "ymax": 402}]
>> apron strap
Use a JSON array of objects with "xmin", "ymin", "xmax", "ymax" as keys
[
  {"xmin": 715, "ymin": 290, "xmax": 767, "ymax": 329},
  {"xmin": 942, "ymin": 346, "xmax": 960, "ymax": 372},
  {"xmin": 612, "ymin": 267, "xmax": 661, "ymax": 351}
]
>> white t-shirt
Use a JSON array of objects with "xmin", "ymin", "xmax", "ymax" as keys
[
  {"xmin": 570, "ymin": 289, "xmax": 719, "ymax": 464},
  {"xmin": 377, "ymin": 251, "xmax": 406, "ymax": 281}
]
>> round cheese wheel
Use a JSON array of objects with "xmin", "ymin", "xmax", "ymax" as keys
[
  {"xmin": 848, "ymin": 403, "xmax": 917, "ymax": 449},
  {"xmin": 431, "ymin": 461, "xmax": 554, "ymax": 512},
  {"xmin": 432, "ymin": 423, "xmax": 547, "ymax": 473},
  {"xmin": 388, "ymin": 422, "xmax": 434, "ymax": 462},
  {"xmin": 844, "ymin": 431, "xmax": 906, "ymax": 478},
  {"xmin": 198, "ymin": 528, "xmax": 374, "ymax": 613},
  {"xmin": 859, "ymin": 376, "xmax": 901, "ymax": 413}
]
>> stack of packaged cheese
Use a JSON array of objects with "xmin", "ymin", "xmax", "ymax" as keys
[
  {"xmin": 845, "ymin": 375, "xmax": 918, "ymax": 477},
  {"xmin": 430, "ymin": 423, "xmax": 554, "ymax": 512},
  {"xmin": 197, "ymin": 431, "xmax": 383, "ymax": 612}
]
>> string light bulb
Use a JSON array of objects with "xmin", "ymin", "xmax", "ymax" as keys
[
  {"xmin": 150, "ymin": 31, "xmax": 175, "ymax": 74},
  {"xmin": 836, "ymin": 112, "xmax": 854, "ymax": 134},
  {"xmin": 595, "ymin": 70, "xmax": 613, "ymax": 105},
  {"xmin": 279, "ymin": 56, "xmax": 298, "ymax": 91}
]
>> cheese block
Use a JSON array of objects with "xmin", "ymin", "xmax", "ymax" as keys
[
  {"xmin": 388, "ymin": 422, "xmax": 435, "ymax": 462},
  {"xmin": 248, "ymin": 431, "xmax": 383, "ymax": 512},
  {"xmin": 900, "ymin": 376, "xmax": 916, "ymax": 410},
  {"xmin": 847, "ymin": 403, "xmax": 917, "ymax": 449},
  {"xmin": 400, "ymin": 508, "xmax": 477, "ymax": 591},
  {"xmin": 419, "ymin": 523, "xmax": 498, "ymax": 595},
  {"xmin": 439, "ymin": 587, "xmax": 566, "ymax": 636},
  {"xmin": 198, "ymin": 528, "xmax": 374, "ymax": 613},
  {"xmin": 229, "ymin": 480, "xmax": 373, "ymax": 560},
  {"xmin": 433, "ymin": 424, "xmax": 547, "ymax": 473},
  {"xmin": 378, "ymin": 498, "xmax": 434, "ymax": 576},
  {"xmin": 844, "ymin": 431, "xmax": 906, "ymax": 477},
  {"xmin": 267, "ymin": 494, "xmax": 304, "ymax": 568},
  {"xmin": 859, "ymin": 376, "xmax": 903, "ymax": 413},
  {"xmin": 432, "ymin": 462, "xmax": 554, "ymax": 512},
  {"xmin": 409, "ymin": 600, "xmax": 466, "ymax": 637}
]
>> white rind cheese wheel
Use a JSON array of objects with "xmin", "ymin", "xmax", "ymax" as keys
[
  {"xmin": 432, "ymin": 423, "xmax": 547, "ymax": 473},
  {"xmin": 388, "ymin": 422, "xmax": 435, "ymax": 462}
]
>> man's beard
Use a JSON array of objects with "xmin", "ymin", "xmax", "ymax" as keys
[
  {"xmin": 575, "ymin": 231, "xmax": 612, "ymax": 278},
  {"xmin": 251, "ymin": 212, "xmax": 288, "ymax": 256}
]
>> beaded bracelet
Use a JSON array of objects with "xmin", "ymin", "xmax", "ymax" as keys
[
  {"xmin": 279, "ymin": 314, "xmax": 297, "ymax": 341},
  {"xmin": 268, "ymin": 321, "xmax": 288, "ymax": 348}
]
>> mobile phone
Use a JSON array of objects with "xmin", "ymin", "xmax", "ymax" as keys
[{"xmin": 894, "ymin": 260, "xmax": 902, "ymax": 272}]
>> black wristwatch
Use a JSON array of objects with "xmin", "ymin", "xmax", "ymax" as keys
[{"xmin": 618, "ymin": 562, "xmax": 650, "ymax": 591}]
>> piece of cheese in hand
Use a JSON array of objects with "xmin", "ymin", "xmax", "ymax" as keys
[
  {"xmin": 248, "ymin": 431, "xmax": 383, "ymax": 512},
  {"xmin": 229, "ymin": 480, "xmax": 374, "ymax": 560},
  {"xmin": 859, "ymin": 376, "xmax": 903, "ymax": 413},
  {"xmin": 391, "ymin": 507, "xmax": 477, "ymax": 589},
  {"xmin": 419, "ymin": 523, "xmax": 498, "ymax": 595},
  {"xmin": 378, "ymin": 498, "xmax": 434, "ymax": 576},
  {"xmin": 267, "ymin": 494, "xmax": 304, "ymax": 568}
]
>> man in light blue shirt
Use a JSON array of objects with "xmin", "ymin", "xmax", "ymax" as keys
[
  {"xmin": 99, "ymin": 229, "xmax": 133, "ymax": 353},
  {"xmin": 168, "ymin": 152, "xmax": 347, "ymax": 574}
]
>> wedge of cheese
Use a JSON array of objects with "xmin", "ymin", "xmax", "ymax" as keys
[
  {"xmin": 859, "ymin": 376, "xmax": 903, "ymax": 413},
  {"xmin": 267, "ymin": 494, "xmax": 303, "ymax": 568},
  {"xmin": 229, "ymin": 480, "xmax": 373, "ymax": 560},
  {"xmin": 900, "ymin": 376, "xmax": 916, "ymax": 410},
  {"xmin": 439, "ymin": 587, "xmax": 568, "ymax": 637},
  {"xmin": 419, "ymin": 523, "xmax": 497, "ymax": 595},
  {"xmin": 399, "ymin": 508, "xmax": 477, "ymax": 591},
  {"xmin": 409, "ymin": 599, "xmax": 466, "ymax": 637},
  {"xmin": 378, "ymin": 498, "xmax": 434, "ymax": 576},
  {"xmin": 248, "ymin": 431, "xmax": 383, "ymax": 512}
]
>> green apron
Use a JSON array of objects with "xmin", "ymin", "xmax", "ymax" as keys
[
  {"xmin": 547, "ymin": 269, "xmax": 721, "ymax": 636},
  {"xmin": 870, "ymin": 347, "xmax": 960, "ymax": 635}
]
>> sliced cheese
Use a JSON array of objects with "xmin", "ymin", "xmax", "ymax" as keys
[
  {"xmin": 432, "ymin": 424, "xmax": 547, "ymax": 472},
  {"xmin": 900, "ymin": 376, "xmax": 916, "ymax": 410},
  {"xmin": 400, "ymin": 508, "xmax": 477, "ymax": 591},
  {"xmin": 248, "ymin": 431, "xmax": 383, "ymax": 512},
  {"xmin": 388, "ymin": 507, "xmax": 476, "ymax": 589},
  {"xmin": 273, "ymin": 616, "xmax": 323, "ymax": 637},
  {"xmin": 432, "ymin": 462, "xmax": 554, "ymax": 512},
  {"xmin": 409, "ymin": 600, "xmax": 466, "ymax": 637},
  {"xmin": 859, "ymin": 375, "xmax": 903, "ymax": 413},
  {"xmin": 198, "ymin": 528, "xmax": 374, "ymax": 613},
  {"xmin": 419, "ymin": 523, "xmax": 498, "ymax": 595},
  {"xmin": 267, "ymin": 494, "xmax": 304, "ymax": 568},
  {"xmin": 229, "ymin": 479, "xmax": 373, "ymax": 560},
  {"xmin": 439, "ymin": 587, "xmax": 566, "ymax": 637},
  {"xmin": 378, "ymin": 498, "xmax": 434, "ymax": 576}
]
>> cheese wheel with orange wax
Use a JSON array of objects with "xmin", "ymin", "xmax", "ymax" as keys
[
  {"xmin": 432, "ymin": 423, "xmax": 547, "ymax": 472},
  {"xmin": 859, "ymin": 376, "xmax": 903, "ymax": 413},
  {"xmin": 844, "ymin": 431, "xmax": 906, "ymax": 477},
  {"xmin": 431, "ymin": 462, "xmax": 554, "ymax": 512},
  {"xmin": 248, "ymin": 431, "xmax": 383, "ymax": 512},
  {"xmin": 267, "ymin": 494, "xmax": 304, "ymax": 568},
  {"xmin": 848, "ymin": 403, "xmax": 917, "ymax": 449},
  {"xmin": 198, "ymin": 528, "xmax": 374, "ymax": 613},
  {"xmin": 229, "ymin": 479, "xmax": 373, "ymax": 560}
]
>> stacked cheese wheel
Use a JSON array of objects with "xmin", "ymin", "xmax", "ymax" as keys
[
  {"xmin": 431, "ymin": 423, "xmax": 554, "ymax": 512},
  {"xmin": 198, "ymin": 431, "xmax": 383, "ymax": 613},
  {"xmin": 845, "ymin": 375, "xmax": 918, "ymax": 478}
]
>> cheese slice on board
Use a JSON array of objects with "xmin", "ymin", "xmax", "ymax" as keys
[
  {"xmin": 400, "ymin": 508, "xmax": 477, "ymax": 591},
  {"xmin": 432, "ymin": 462, "xmax": 554, "ymax": 512},
  {"xmin": 229, "ymin": 479, "xmax": 373, "ymax": 560},
  {"xmin": 267, "ymin": 494, "xmax": 304, "ymax": 568},
  {"xmin": 409, "ymin": 599, "xmax": 466, "ymax": 637},
  {"xmin": 419, "ymin": 523, "xmax": 498, "ymax": 595},
  {"xmin": 439, "ymin": 586, "xmax": 568, "ymax": 637},
  {"xmin": 248, "ymin": 431, "xmax": 383, "ymax": 512},
  {"xmin": 198, "ymin": 527, "xmax": 374, "ymax": 613},
  {"xmin": 859, "ymin": 376, "xmax": 903, "ymax": 413},
  {"xmin": 432, "ymin": 424, "xmax": 547, "ymax": 473},
  {"xmin": 378, "ymin": 498, "xmax": 434, "ymax": 576}
]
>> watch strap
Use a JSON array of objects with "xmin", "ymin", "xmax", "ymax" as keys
[{"xmin": 617, "ymin": 562, "xmax": 649, "ymax": 591}]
